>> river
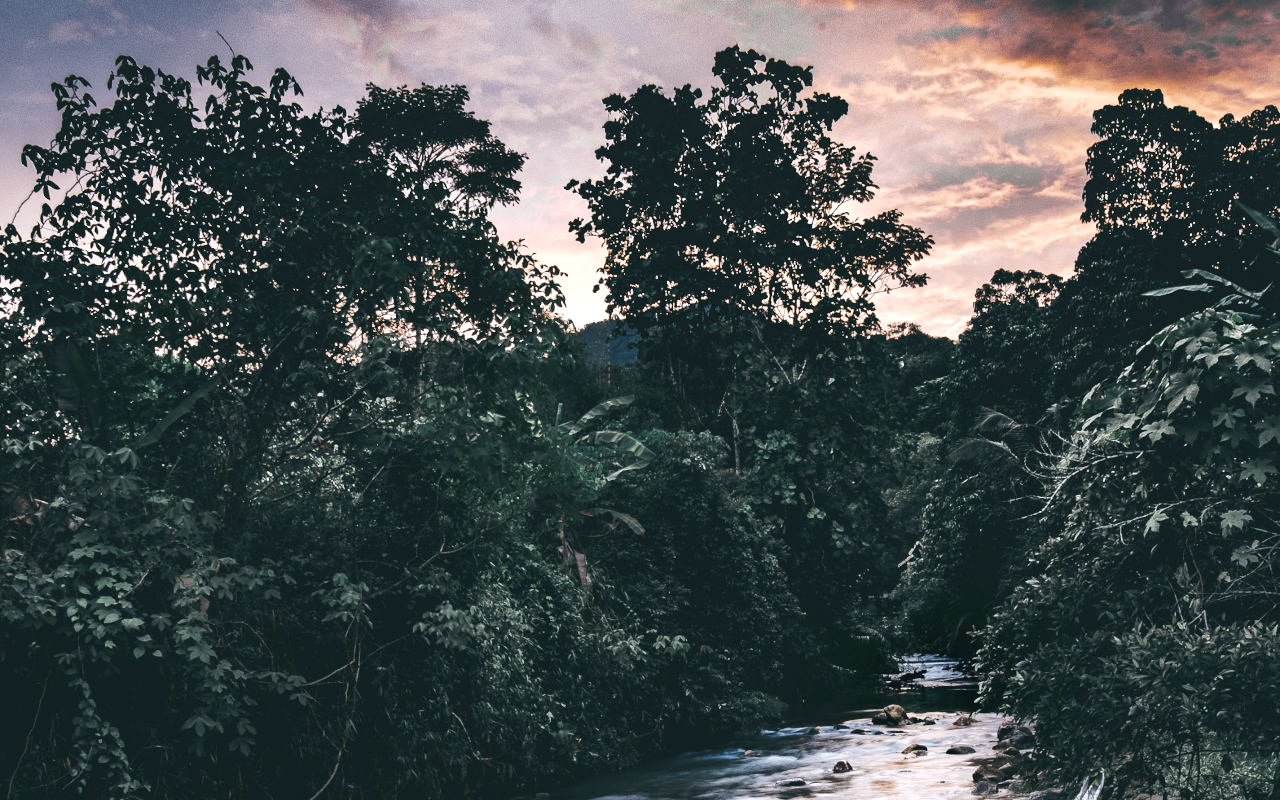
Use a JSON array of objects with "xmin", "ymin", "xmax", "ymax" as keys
[{"xmin": 547, "ymin": 655, "xmax": 1010, "ymax": 800}]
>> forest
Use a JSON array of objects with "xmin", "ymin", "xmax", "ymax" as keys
[{"xmin": 0, "ymin": 45, "xmax": 1278, "ymax": 799}]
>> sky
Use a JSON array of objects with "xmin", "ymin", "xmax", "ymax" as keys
[{"xmin": 2, "ymin": 0, "xmax": 1278, "ymax": 337}]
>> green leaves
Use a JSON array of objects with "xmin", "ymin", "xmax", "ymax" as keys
[{"xmin": 1219, "ymin": 509, "xmax": 1252, "ymax": 534}]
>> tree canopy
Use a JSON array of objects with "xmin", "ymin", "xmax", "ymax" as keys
[{"xmin": 568, "ymin": 45, "xmax": 931, "ymax": 346}]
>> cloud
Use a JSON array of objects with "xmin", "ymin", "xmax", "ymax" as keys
[
  {"xmin": 900, "ymin": 24, "xmax": 991, "ymax": 44},
  {"xmin": 230, "ymin": 0, "xmax": 1280, "ymax": 336},
  {"xmin": 527, "ymin": 13, "xmax": 611, "ymax": 69},
  {"xmin": 297, "ymin": 0, "xmax": 423, "ymax": 83},
  {"xmin": 49, "ymin": 20, "xmax": 92, "ymax": 44}
]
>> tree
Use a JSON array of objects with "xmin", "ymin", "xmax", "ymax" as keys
[
  {"xmin": 1058, "ymin": 90, "xmax": 1280, "ymax": 400},
  {"xmin": 352, "ymin": 84, "xmax": 557, "ymax": 350},
  {"xmin": 568, "ymin": 46, "xmax": 929, "ymax": 694},
  {"xmin": 891, "ymin": 270, "xmax": 1058, "ymax": 655},
  {"xmin": 0, "ymin": 53, "xmax": 582, "ymax": 799},
  {"xmin": 568, "ymin": 45, "xmax": 931, "ymax": 421},
  {"xmin": 978, "ymin": 212, "xmax": 1280, "ymax": 799},
  {"xmin": 934, "ymin": 269, "xmax": 1063, "ymax": 435}
]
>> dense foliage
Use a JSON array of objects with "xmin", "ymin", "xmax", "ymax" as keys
[
  {"xmin": 886, "ymin": 87, "xmax": 1280, "ymax": 798},
  {"xmin": 0, "ymin": 51, "xmax": 870, "ymax": 799},
  {"xmin": 4, "ymin": 42, "xmax": 1280, "ymax": 800},
  {"xmin": 569, "ymin": 48, "xmax": 931, "ymax": 688},
  {"xmin": 982, "ymin": 304, "xmax": 1280, "ymax": 798}
]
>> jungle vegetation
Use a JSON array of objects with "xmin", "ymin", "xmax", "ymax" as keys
[{"xmin": 1, "ymin": 47, "xmax": 1278, "ymax": 799}]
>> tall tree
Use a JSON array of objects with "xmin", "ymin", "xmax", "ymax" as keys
[
  {"xmin": 569, "ymin": 46, "xmax": 931, "ymax": 692},
  {"xmin": 568, "ymin": 45, "xmax": 931, "ymax": 422},
  {"xmin": 1059, "ymin": 90, "xmax": 1280, "ymax": 398}
]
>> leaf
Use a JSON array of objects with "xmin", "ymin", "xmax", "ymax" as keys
[
  {"xmin": 1220, "ymin": 509, "xmax": 1252, "ymax": 534},
  {"xmin": 582, "ymin": 507, "xmax": 645, "ymax": 536},
  {"xmin": 1236, "ymin": 200, "xmax": 1280, "ymax": 245},
  {"xmin": 575, "ymin": 429, "xmax": 654, "ymax": 478},
  {"xmin": 1143, "ymin": 284, "xmax": 1213, "ymax": 297},
  {"xmin": 1181, "ymin": 268, "xmax": 1262, "ymax": 300},
  {"xmin": 1139, "ymin": 421, "xmax": 1176, "ymax": 442},
  {"xmin": 1144, "ymin": 509, "xmax": 1169, "ymax": 534},
  {"xmin": 1239, "ymin": 459, "xmax": 1276, "ymax": 486},
  {"xmin": 1165, "ymin": 381, "xmax": 1200, "ymax": 415},
  {"xmin": 1234, "ymin": 349, "xmax": 1272, "ymax": 374},
  {"xmin": 1256, "ymin": 416, "xmax": 1280, "ymax": 447},
  {"xmin": 1231, "ymin": 379, "xmax": 1274, "ymax": 406},
  {"xmin": 564, "ymin": 395, "xmax": 635, "ymax": 436}
]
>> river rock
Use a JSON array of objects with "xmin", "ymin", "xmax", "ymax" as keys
[
  {"xmin": 972, "ymin": 753, "xmax": 1021, "ymax": 782},
  {"xmin": 777, "ymin": 778, "xmax": 806, "ymax": 787},
  {"xmin": 973, "ymin": 779, "xmax": 1000, "ymax": 795},
  {"xmin": 806, "ymin": 726, "xmax": 821, "ymax": 735},
  {"xmin": 833, "ymin": 759, "xmax": 853, "ymax": 773},
  {"xmin": 872, "ymin": 704, "xmax": 909, "ymax": 726},
  {"xmin": 902, "ymin": 743, "xmax": 928, "ymax": 756},
  {"xmin": 833, "ymin": 723, "xmax": 849, "ymax": 730},
  {"xmin": 1026, "ymin": 790, "xmax": 1065, "ymax": 800},
  {"xmin": 998, "ymin": 721, "xmax": 1035, "ymax": 748},
  {"xmin": 946, "ymin": 744, "xmax": 976, "ymax": 754},
  {"xmin": 953, "ymin": 714, "xmax": 974, "ymax": 727}
]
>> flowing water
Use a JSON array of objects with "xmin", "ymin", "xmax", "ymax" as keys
[{"xmin": 549, "ymin": 656, "xmax": 1007, "ymax": 800}]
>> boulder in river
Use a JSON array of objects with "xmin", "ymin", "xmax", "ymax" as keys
[
  {"xmin": 833, "ymin": 760, "xmax": 853, "ymax": 773},
  {"xmin": 871, "ymin": 704, "xmax": 909, "ymax": 726},
  {"xmin": 998, "ymin": 720, "xmax": 1035, "ymax": 748},
  {"xmin": 973, "ymin": 765, "xmax": 1004, "ymax": 783},
  {"xmin": 902, "ymin": 743, "xmax": 928, "ymax": 756},
  {"xmin": 777, "ymin": 778, "xmax": 806, "ymax": 787},
  {"xmin": 806, "ymin": 726, "xmax": 822, "ymax": 735},
  {"xmin": 946, "ymin": 744, "xmax": 976, "ymax": 754},
  {"xmin": 973, "ymin": 779, "xmax": 1000, "ymax": 795},
  {"xmin": 972, "ymin": 753, "xmax": 1021, "ymax": 782}
]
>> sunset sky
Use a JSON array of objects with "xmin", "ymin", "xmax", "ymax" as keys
[{"xmin": 2, "ymin": 0, "xmax": 1278, "ymax": 336}]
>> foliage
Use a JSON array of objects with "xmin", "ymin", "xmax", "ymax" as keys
[
  {"xmin": 0, "ymin": 52, "xmax": 681, "ymax": 800},
  {"xmin": 568, "ymin": 45, "xmax": 931, "ymax": 345},
  {"xmin": 932, "ymin": 269, "xmax": 1063, "ymax": 435},
  {"xmin": 1057, "ymin": 90, "xmax": 1280, "ymax": 398},
  {"xmin": 569, "ymin": 47, "xmax": 926, "ymax": 693},
  {"xmin": 979, "ymin": 238, "xmax": 1280, "ymax": 797},
  {"xmin": 890, "ymin": 270, "xmax": 1060, "ymax": 655},
  {"xmin": 589, "ymin": 430, "xmax": 795, "ymax": 734}
]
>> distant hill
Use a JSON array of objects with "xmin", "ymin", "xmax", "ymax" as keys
[{"xmin": 575, "ymin": 320, "xmax": 639, "ymax": 366}]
